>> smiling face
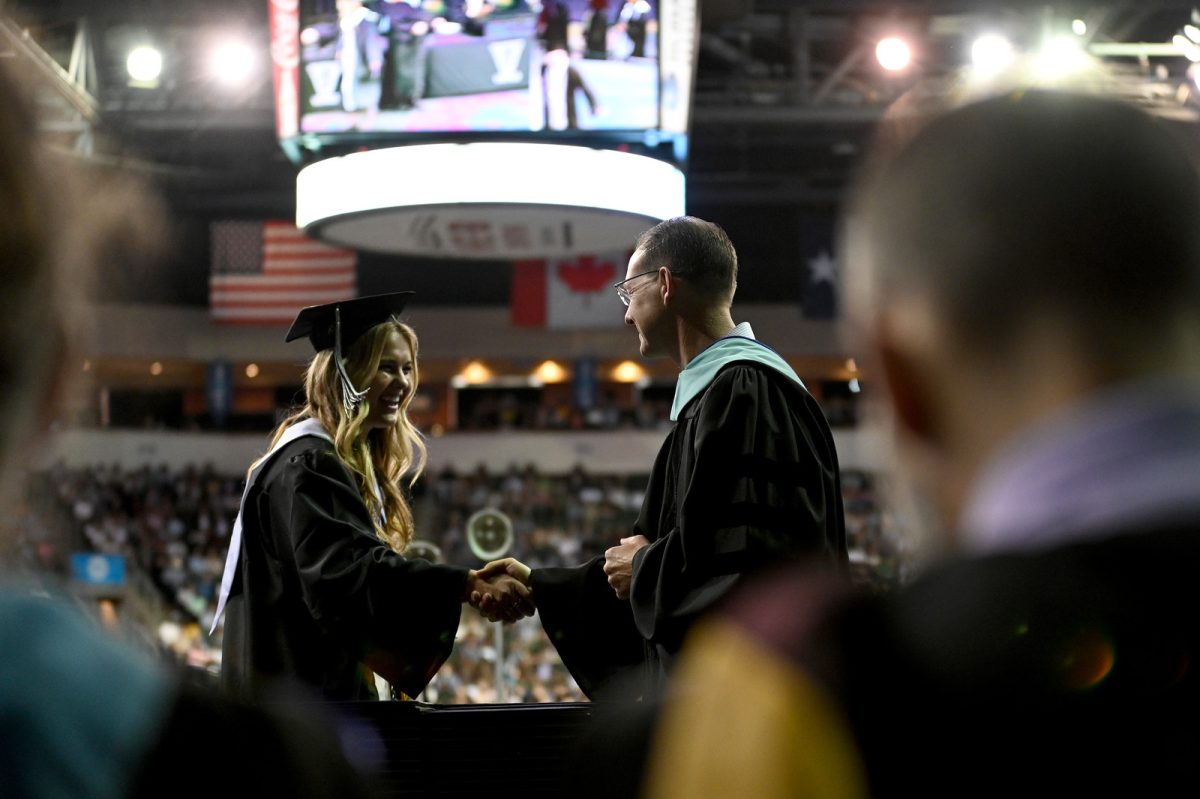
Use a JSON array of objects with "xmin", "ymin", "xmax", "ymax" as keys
[
  {"xmin": 622, "ymin": 248, "xmax": 670, "ymax": 359},
  {"xmin": 362, "ymin": 327, "xmax": 415, "ymax": 432}
]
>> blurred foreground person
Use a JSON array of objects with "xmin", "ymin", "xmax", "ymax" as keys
[
  {"xmin": 213, "ymin": 294, "xmax": 532, "ymax": 701},
  {"xmin": 0, "ymin": 65, "xmax": 371, "ymax": 799},
  {"xmin": 647, "ymin": 91, "xmax": 1200, "ymax": 796}
]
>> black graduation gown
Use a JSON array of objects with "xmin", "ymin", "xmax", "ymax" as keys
[
  {"xmin": 221, "ymin": 437, "xmax": 469, "ymax": 700},
  {"xmin": 716, "ymin": 521, "xmax": 1200, "ymax": 795},
  {"xmin": 534, "ymin": 360, "xmax": 847, "ymax": 697}
]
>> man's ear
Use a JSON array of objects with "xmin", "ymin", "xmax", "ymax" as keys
[
  {"xmin": 659, "ymin": 266, "xmax": 675, "ymax": 305},
  {"xmin": 875, "ymin": 324, "xmax": 939, "ymax": 446}
]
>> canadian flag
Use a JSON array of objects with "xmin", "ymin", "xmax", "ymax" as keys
[{"xmin": 511, "ymin": 252, "xmax": 630, "ymax": 329}]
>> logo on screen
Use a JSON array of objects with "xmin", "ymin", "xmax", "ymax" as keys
[
  {"xmin": 306, "ymin": 61, "xmax": 342, "ymax": 108},
  {"xmin": 487, "ymin": 39, "xmax": 526, "ymax": 86}
]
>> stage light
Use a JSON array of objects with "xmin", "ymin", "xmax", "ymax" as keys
[
  {"xmin": 1072, "ymin": 19, "xmax": 1087, "ymax": 36},
  {"xmin": 849, "ymin": 378, "xmax": 861, "ymax": 394},
  {"xmin": 970, "ymin": 34, "xmax": 1014, "ymax": 76},
  {"xmin": 210, "ymin": 39, "xmax": 258, "ymax": 87},
  {"xmin": 533, "ymin": 360, "xmax": 568, "ymax": 384},
  {"xmin": 245, "ymin": 363, "xmax": 260, "ymax": 378},
  {"xmin": 1186, "ymin": 24, "xmax": 1200, "ymax": 44},
  {"xmin": 612, "ymin": 361, "xmax": 647, "ymax": 383},
  {"xmin": 126, "ymin": 46, "xmax": 163, "ymax": 83},
  {"xmin": 150, "ymin": 361, "xmax": 164, "ymax": 376},
  {"xmin": 875, "ymin": 37, "xmax": 912, "ymax": 72}
]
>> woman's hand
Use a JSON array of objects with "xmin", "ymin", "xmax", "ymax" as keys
[{"xmin": 465, "ymin": 561, "xmax": 534, "ymax": 623}]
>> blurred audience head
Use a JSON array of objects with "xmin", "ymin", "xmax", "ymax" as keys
[
  {"xmin": 844, "ymin": 89, "xmax": 1200, "ymax": 531},
  {"xmin": 0, "ymin": 63, "xmax": 164, "ymax": 509}
]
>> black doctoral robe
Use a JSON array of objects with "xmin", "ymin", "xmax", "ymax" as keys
[
  {"xmin": 533, "ymin": 360, "xmax": 847, "ymax": 697},
  {"xmin": 221, "ymin": 437, "xmax": 469, "ymax": 700}
]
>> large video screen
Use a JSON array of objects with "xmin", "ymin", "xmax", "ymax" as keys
[{"xmin": 294, "ymin": 0, "xmax": 671, "ymax": 135}]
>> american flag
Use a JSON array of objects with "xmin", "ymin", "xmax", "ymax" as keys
[{"xmin": 209, "ymin": 220, "xmax": 358, "ymax": 324}]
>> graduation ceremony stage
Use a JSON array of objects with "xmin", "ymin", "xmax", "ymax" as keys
[{"xmin": 337, "ymin": 701, "xmax": 597, "ymax": 797}]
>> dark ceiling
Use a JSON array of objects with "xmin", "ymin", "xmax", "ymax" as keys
[{"xmin": 6, "ymin": 0, "xmax": 1199, "ymax": 306}]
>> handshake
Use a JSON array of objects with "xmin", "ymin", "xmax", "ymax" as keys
[{"xmin": 464, "ymin": 558, "xmax": 535, "ymax": 623}]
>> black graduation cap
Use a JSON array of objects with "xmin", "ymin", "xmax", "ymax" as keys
[{"xmin": 285, "ymin": 292, "xmax": 414, "ymax": 352}]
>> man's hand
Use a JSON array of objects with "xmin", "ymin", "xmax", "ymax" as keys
[
  {"xmin": 466, "ymin": 560, "xmax": 535, "ymax": 623},
  {"xmin": 604, "ymin": 535, "xmax": 650, "ymax": 600}
]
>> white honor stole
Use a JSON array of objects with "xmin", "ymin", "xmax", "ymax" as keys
[{"xmin": 210, "ymin": 418, "xmax": 332, "ymax": 634}]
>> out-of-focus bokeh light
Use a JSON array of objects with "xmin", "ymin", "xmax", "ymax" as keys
[
  {"xmin": 875, "ymin": 37, "xmax": 912, "ymax": 72},
  {"xmin": 612, "ymin": 360, "xmax": 647, "ymax": 383},
  {"xmin": 1071, "ymin": 18, "xmax": 1087, "ymax": 36},
  {"xmin": 533, "ymin": 360, "xmax": 568, "ymax": 384},
  {"xmin": 126, "ymin": 45, "xmax": 163, "ymax": 82},
  {"xmin": 1175, "ymin": 34, "xmax": 1200, "ymax": 63},
  {"xmin": 1037, "ymin": 35, "xmax": 1090, "ymax": 78},
  {"xmin": 210, "ymin": 39, "xmax": 258, "ymax": 87},
  {"xmin": 971, "ymin": 34, "xmax": 1015, "ymax": 76},
  {"xmin": 457, "ymin": 361, "xmax": 492, "ymax": 385}
]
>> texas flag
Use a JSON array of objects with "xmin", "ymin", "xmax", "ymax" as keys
[{"xmin": 511, "ymin": 252, "xmax": 629, "ymax": 329}]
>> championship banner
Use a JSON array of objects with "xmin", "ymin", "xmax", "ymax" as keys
[{"xmin": 511, "ymin": 251, "xmax": 629, "ymax": 329}]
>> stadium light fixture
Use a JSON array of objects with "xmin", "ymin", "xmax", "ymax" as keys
[
  {"xmin": 1036, "ymin": 35, "xmax": 1090, "ymax": 78},
  {"xmin": 1175, "ymin": 33, "xmax": 1200, "ymax": 62},
  {"xmin": 126, "ymin": 45, "xmax": 163, "ymax": 83},
  {"xmin": 875, "ymin": 37, "xmax": 912, "ymax": 72},
  {"xmin": 210, "ymin": 39, "xmax": 258, "ymax": 87},
  {"xmin": 970, "ymin": 34, "xmax": 1015, "ymax": 76}
]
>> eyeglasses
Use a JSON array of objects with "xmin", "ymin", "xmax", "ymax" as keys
[{"xmin": 614, "ymin": 269, "xmax": 660, "ymax": 307}]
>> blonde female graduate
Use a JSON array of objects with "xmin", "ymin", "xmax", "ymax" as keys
[{"xmin": 213, "ymin": 293, "xmax": 531, "ymax": 701}]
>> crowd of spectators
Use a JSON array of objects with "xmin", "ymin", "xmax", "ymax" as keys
[{"xmin": 12, "ymin": 458, "xmax": 902, "ymax": 702}]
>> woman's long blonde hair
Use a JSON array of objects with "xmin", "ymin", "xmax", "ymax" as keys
[{"xmin": 262, "ymin": 319, "xmax": 427, "ymax": 553}]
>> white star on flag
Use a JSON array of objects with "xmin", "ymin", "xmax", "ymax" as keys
[{"xmin": 808, "ymin": 250, "xmax": 837, "ymax": 285}]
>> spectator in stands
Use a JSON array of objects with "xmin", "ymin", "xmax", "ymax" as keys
[
  {"xmin": 212, "ymin": 294, "xmax": 533, "ymax": 701},
  {"xmin": 646, "ymin": 90, "xmax": 1200, "ymax": 796},
  {"xmin": 0, "ymin": 60, "xmax": 373, "ymax": 799}
]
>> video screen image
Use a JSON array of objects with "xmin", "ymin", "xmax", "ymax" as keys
[{"xmin": 299, "ymin": 0, "xmax": 659, "ymax": 133}]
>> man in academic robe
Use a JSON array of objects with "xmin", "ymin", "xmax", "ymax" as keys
[
  {"xmin": 495, "ymin": 216, "xmax": 847, "ymax": 698},
  {"xmin": 643, "ymin": 91, "xmax": 1200, "ymax": 796}
]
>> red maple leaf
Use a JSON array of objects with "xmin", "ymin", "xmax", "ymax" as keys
[{"xmin": 556, "ymin": 256, "xmax": 617, "ymax": 293}]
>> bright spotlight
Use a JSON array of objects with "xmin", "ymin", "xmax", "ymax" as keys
[
  {"xmin": 1175, "ymin": 33, "xmax": 1200, "ymax": 62},
  {"xmin": 1071, "ymin": 19, "xmax": 1087, "ymax": 37},
  {"xmin": 210, "ymin": 39, "xmax": 258, "ymax": 87},
  {"xmin": 970, "ymin": 34, "xmax": 1014, "ymax": 75},
  {"xmin": 875, "ymin": 37, "xmax": 912, "ymax": 72},
  {"xmin": 1037, "ymin": 35, "xmax": 1089, "ymax": 77},
  {"xmin": 1185, "ymin": 24, "xmax": 1200, "ymax": 44},
  {"xmin": 126, "ymin": 45, "xmax": 163, "ymax": 83}
]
